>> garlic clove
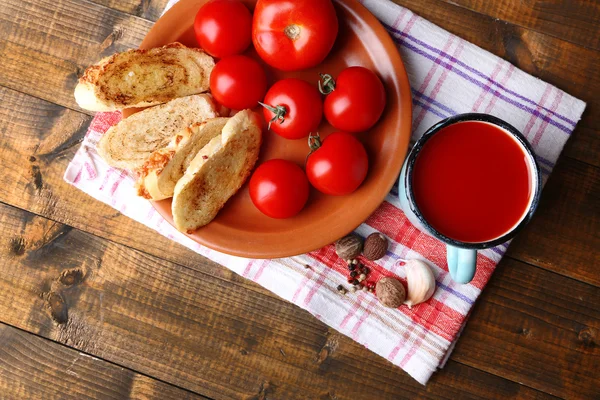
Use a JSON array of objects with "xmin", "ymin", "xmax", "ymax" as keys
[{"xmin": 404, "ymin": 260, "xmax": 436, "ymax": 308}]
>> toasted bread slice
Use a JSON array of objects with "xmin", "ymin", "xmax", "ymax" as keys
[
  {"xmin": 97, "ymin": 94, "xmax": 219, "ymax": 170},
  {"xmin": 75, "ymin": 43, "xmax": 214, "ymax": 112},
  {"xmin": 136, "ymin": 118, "xmax": 228, "ymax": 200},
  {"xmin": 172, "ymin": 110, "xmax": 262, "ymax": 233}
]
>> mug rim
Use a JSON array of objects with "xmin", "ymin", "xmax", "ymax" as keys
[{"xmin": 405, "ymin": 113, "xmax": 543, "ymax": 250}]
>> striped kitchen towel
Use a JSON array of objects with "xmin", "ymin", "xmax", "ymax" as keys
[{"xmin": 64, "ymin": 0, "xmax": 586, "ymax": 384}]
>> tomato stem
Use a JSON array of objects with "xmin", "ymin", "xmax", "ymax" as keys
[
  {"xmin": 258, "ymin": 102, "xmax": 287, "ymax": 130},
  {"xmin": 305, "ymin": 132, "xmax": 322, "ymax": 167},
  {"xmin": 307, "ymin": 132, "xmax": 322, "ymax": 151},
  {"xmin": 318, "ymin": 73, "xmax": 336, "ymax": 95}
]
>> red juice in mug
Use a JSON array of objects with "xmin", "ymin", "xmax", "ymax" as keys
[{"xmin": 411, "ymin": 121, "xmax": 534, "ymax": 243}]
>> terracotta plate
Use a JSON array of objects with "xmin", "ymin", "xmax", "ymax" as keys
[{"xmin": 131, "ymin": 0, "xmax": 412, "ymax": 258}]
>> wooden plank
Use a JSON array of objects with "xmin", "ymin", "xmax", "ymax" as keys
[
  {"xmin": 0, "ymin": 323, "xmax": 204, "ymax": 400},
  {"xmin": 0, "ymin": 202, "xmax": 574, "ymax": 399},
  {"xmin": 1, "ymin": 86, "xmax": 598, "ymax": 287},
  {"xmin": 428, "ymin": 0, "xmax": 600, "ymax": 50},
  {"xmin": 88, "ymin": 0, "xmax": 170, "ymax": 21},
  {"xmin": 1, "ymin": 0, "xmax": 598, "ymax": 167},
  {"xmin": 454, "ymin": 257, "xmax": 600, "ymax": 398}
]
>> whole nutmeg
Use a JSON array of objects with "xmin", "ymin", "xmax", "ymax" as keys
[
  {"xmin": 335, "ymin": 234, "xmax": 363, "ymax": 260},
  {"xmin": 376, "ymin": 277, "xmax": 406, "ymax": 308},
  {"xmin": 363, "ymin": 233, "xmax": 388, "ymax": 260}
]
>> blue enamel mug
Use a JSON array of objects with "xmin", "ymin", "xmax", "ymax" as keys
[{"xmin": 398, "ymin": 114, "xmax": 542, "ymax": 284}]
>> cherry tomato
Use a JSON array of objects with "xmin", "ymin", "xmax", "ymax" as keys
[
  {"xmin": 306, "ymin": 132, "xmax": 368, "ymax": 195},
  {"xmin": 260, "ymin": 79, "xmax": 323, "ymax": 140},
  {"xmin": 210, "ymin": 55, "xmax": 267, "ymax": 110},
  {"xmin": 249, "ymin": 159, "xmax": 310, "ymax": 218},
  {"xmin": 194, "ymin": 0, "xmax": 252, "ymax": 58},
  {"xmin": 252, "ymin": 0, "xmax": 339, "ymax": 71},
  {"xmin": 320, "ymin": 67, "xmax": 386, "ymax": 133}
]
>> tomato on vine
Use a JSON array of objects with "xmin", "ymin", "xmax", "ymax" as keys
[
  {"xmin": 306, "ymin": 132, "xmax": 369, "ymax": 196},
  {"xmin": 259, "ymin": 78, "xmax": 323, "ymax": 140},
  {"xmin": 319, "ymin": 67, "xmax": 386, "ymax": 133},
  {"xmin": 252, "ymin": 0, "xmax": 339, "ymax": 71}
]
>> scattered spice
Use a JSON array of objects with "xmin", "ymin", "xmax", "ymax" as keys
[
  {"xmin": 336, "ymin": 284, "xmax": 348, "ymax": 295},
  {"xmin": 334, "ymin": 231, "xmax": 389, "ymax": 298}
]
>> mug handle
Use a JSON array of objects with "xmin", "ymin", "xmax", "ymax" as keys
[{"xmin": 447, "ymin": 245, "xmax": 477, "ymax": 284}]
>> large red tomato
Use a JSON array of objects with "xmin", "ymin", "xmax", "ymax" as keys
[
  {"xmin": 249, "ymin": 159, "xmax": 310, "ymax": 218},
  {"xmin": 306, "ymin": 132, "xmax": 369, "ymax": 195},
  {"xmin": 260, "ymin": 78, "xmax": 323, "ymax": 139},
  {"xmin": 210, "ymin": 55, "xmax": 267, "ymax": 110},
  {"xmin": 320, "ymin": 66, "xmax": 386, "ymax": 133},
  {"xmin": 194, "ymin": 0, "xmax": 252, "ymax": 58},
  {"xmin": 252, "ymin": 0, "xmax": 339, "ymax": 71}
]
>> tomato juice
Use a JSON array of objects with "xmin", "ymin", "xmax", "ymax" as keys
[{"xmin": 411, "ymin": 121, "xmax": 534, "ymax": 243}]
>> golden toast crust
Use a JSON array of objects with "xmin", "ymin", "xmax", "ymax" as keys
[{"xmin": 76, "ymin": 43, "xmax": 214, "ymax": 111}]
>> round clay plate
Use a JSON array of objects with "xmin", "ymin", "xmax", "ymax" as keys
[{"xmin": 130, "ymin": 0, "xmax": 412, "ymax": 258}]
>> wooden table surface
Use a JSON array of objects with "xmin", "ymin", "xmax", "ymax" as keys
[{"xmin": 1, "ymin": 0, "xmax": 598, "ymax": 399}]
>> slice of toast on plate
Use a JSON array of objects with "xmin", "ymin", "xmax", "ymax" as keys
[
  {"xmin": 97, "ymin": 94, "xmax": 220, "ymax": 170},
  {"xmin": 75, "ymin": 43, "xmax": 214, "ymax": 112},
  {"xmin": 172, "ymin": 110, "xmax": 262, "ymax": 233},
  {"xmin": 136, "ymin": 117, "xmax": 228, "ymax": 200}
]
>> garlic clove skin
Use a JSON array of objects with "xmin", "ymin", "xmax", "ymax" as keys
[{"xmin": 404, "ymin": 260, "xmax": 436, "ymax": 308}]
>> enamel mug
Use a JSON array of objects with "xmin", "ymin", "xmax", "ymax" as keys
[{"xmin": 398, "ymin": 113, "xmax": 542, "ymax": 284}]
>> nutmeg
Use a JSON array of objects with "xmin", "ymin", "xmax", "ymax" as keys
[
  {"xmin": 376, "ymin": 277, "xmax": 406, "ymax": 308},
  {"xmin": 335, "ymin": 234, "xmax": 363, "ymax": 260},
  {"xmin": 363, "ymin": 233, "xmax": 388, "ymax": 260}
]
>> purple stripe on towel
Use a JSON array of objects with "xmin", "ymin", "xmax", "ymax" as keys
[
  {"xmin": 383, "ymin": 22, "xmax": 577, "ymax": 128},
  {"xmin": 393, "ymin": 35, "xmax": 573, "ymax": 135}
]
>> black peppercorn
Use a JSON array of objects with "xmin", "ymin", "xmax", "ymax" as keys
[
  {"xmin": 348, "ymin": 264, "xmax": 356, "ymax": 271},
  {"xmin": 350, "ymin": 271, "xmax": 357, "ymax": 277},
  {"xmin": 337, "ymin": 284, "xmax": 343, "ymax": 291},
  {"xmin": 352, "ymin": 279, "xmax": 359, "ymax": 285},
  {"xmin": 363, "ymin": 267, "xmax": 370, "ymax": 275}
]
